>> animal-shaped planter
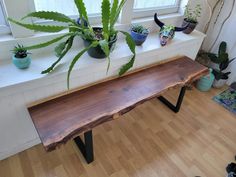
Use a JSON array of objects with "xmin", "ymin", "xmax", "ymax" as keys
[{"xmin": 154, "ymin": 13, "xmax": 188, "ymax": 46}]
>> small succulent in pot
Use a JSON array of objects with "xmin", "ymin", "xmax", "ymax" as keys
[
  {"xmin": 12, "ymin": 44, "xmax": 31, "ymax": 69},
  {"xmin": 130, "ymin": 24, "xmax": 149, "ymax": 46},
  {"xmin": 182, "ymin": 4, "xmax": 201, "ymax": 34}
]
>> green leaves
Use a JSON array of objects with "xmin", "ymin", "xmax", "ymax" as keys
[
  {"xmin": 219, "ymin": 41, "xmax": 227, "ymax": 55},
  {"xmin": 25, "ymin": 33, "xmax": 72, "ymax": 50},
  {"xmin": 102, "ymin": 0, "xmax": 111, "ymax": 39},
  {"xmin": 55, "ymin": 41, "xmax": 67, "ymax": 57},
  {"xmin": 110, "ymin": 0, "xmax": 118, "ymax": 31},
  {"xmin": 110, "ymin": 0, "xmax": 126, "ymax": 28},
  {"xmin": 22, "ymin": 11, "xmax": 76, "ymax": 25},
  {"xmin": 67, "ymin": 41, "xmax": 99, "ymax": 88},
  {"xmin": 119, "ymin": 56, "xmax": 135, "ymax": 76},
  {"xmin": 99, "ymin": 40, "xmax": 110, "ymax": 72},
  {"xmin": 42, "ymin": 36, "xmax": 75, "ymax": 74},
  {"xmin": 74, "ymin": 0, "xmax": 89, "ymax": 24},
  {"xmin": 120, "ymin": 31, "xmax": 135, "ymax": 54},
  {"xmin": 8, "ymin": 18, "xmax": 67, "ymax": 33},
  {"xmin": 119, "ymin": 31, "xmax": 136, "ymax": 75}
]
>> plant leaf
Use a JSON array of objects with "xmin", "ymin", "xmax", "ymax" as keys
[
  {"xmin": 110, "ymin": 0, "xmax": 118, "ymax": 31},
  {"xmin": 218, "ymin": 53, "xmax": 229, "ymax": 63},
  {"xmin": 120, "ymin": 31, "xmax": 136, "ymax": 54},
  {"xmin": 55, "ymin": 41, "xmax": 67, "ymax": 57},
  {"xmin": 218, "ymin": 41, "xmax": 227, "ymax": 56},
  {"xmin": 207, "ymin": 53, "xmax": 220, "ymax": 63},
  {"xmin": 25, "ymin": 33, "xmax": 72, "ymax": 50},
  {"xmin": 8, "ymin": 18, "xmax": 67, "ymax": 32},
  {"xmin": 102, "ymin": 0, "xmax": 111, "ymax": 39},
  {"xmin": 22, "ymin": 11, "xmax": 76, "ymax": 24},
  {"xmin": 67, "ymin": 41, "xmax": 99, "ymax": 89},
  {"xmin": 212, "ymin": 69, "xmax": 222, "ymax": 80},
  {"xmin": 74, "ymin": 0, "xmax": 89, "ymax": 23},
  {"xmin": 119, "ymin": 55, "xmax": 135, "ymax": 76},
  {"xmin": 110, "ymin": 0, "xmax": 126, "ymax": 28},
  {"xmin": 41, "ymin": 36, "xmax": 75, "ymax": 74},
  {"xmin": 99, "ymin": 40, "xmax": 110, "ymax": 73},
  {"xmin": 118, "ymin": 31, "xmax": 136, "ymax": 75}
]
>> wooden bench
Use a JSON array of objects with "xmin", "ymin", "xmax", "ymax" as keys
[{"xmin": 28, "ymin": 56, "xmax": 208, "ymax": 164}]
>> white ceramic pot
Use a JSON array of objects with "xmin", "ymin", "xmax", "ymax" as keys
[
  {"xmin": 213, "ymin": 79, "xmax": 227, "ymax": 88},
  {"xmin": 209, "ymin": 62, "xmax": 220, "ymax": 70}
]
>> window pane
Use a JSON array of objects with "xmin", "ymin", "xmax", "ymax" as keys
[
  {"xmin": 134, "ymin": 0, "xmax": 177, "ymax": 10},
  {"xmin": 34, "ymin": 0, "xmax": 102, "ymax": 16},
  {"xmin": 0, "ymin": 1, "xmax": 6, "ymax": 25}
]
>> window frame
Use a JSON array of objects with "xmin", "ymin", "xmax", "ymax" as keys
[
  {"xmin": 133, "ymin": 0, "xmax": 181, "ymax": 19},
  {"xmin": 0, "ymin": 0, "xmax": 10, "ymax": 35},
  {"xmin": 3, "ymin": 0, "xmax": 183, "ymax": 38}
]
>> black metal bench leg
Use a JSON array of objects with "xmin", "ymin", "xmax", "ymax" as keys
[
  {"xmin": 158, "ymin": 86, "xmax": 187, "ymax": 113},
  {"xmin": 74, "ymin": 130, "xmax": 94, "ymax": 164}
]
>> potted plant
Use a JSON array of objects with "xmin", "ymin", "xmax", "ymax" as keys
[
  {"xmin": 205, "ymin": 41, "xmax": 235, "ymax": 88},
  {"xmin": 12, "ymin": 44, "xmax": 31, "ymax": 69},
  {"xmin": 196, "ymin": 68, "xmax": 215, "ymax": 92},
  {"xmin": 130, "ymin": 24, "xmax": 149, "ymax": 46},
  {"xmin": 182, "ymin": 4, "xmax": 201, "ymax": 34},
  {"xmin": 8, "ymin": 0, "xmax": 136, "ymax": 88}
]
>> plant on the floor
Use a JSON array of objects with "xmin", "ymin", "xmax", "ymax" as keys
[
  {"xmin": 8, "ymin": 0, "xmax": 136, "ymax": 88},
  {"xmin": 205, "ymin": 41, "xmax": 235, "ymax": 88},
  {"xmin": 182, "ymin": 4, "xmax": 202, "ymax": 34},
  {"xmin": 11, "ymin": 44, "xmax": 31, "ymax": 69},
  {"xmin": 130, "ymin": 24, "xmax": 149, "ymax": 46}
]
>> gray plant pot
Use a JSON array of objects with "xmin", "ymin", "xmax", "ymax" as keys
[
  {"xmin": 213, "ymin": 79, "xmax": 227, "ymax": 88},
  {"xmin": 182, "ymin": 18, "xmax": 198, "ymax": 34}
]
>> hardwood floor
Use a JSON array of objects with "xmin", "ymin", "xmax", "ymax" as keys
[{"xmin": 0, "ymin": 87, "xmax": 235, "ymax": 177}]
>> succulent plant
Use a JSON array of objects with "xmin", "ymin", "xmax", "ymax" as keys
[
  {"xmin": 184, "ymin": 4, "xmax": 202, "ymax": 23},
  {"xmin": 131, "ymin": 24, "xmax": 149, "ymax": 35},
  {"xmin": 12, "ymin": 44, "xmax": 30, "ymax": 58}
]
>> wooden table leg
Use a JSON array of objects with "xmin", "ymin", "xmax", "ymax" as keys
[
  {"xmin": 74, "ymin": 130, "xmax": 94, "ymax": 164},
  {"xmin": 158, "ymin": 86, "xmax": 187, "ymax": 113}
]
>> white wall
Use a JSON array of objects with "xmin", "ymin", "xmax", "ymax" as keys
[{"xmin": 190, "ymin": 0, "xmax": 236, "ymax": 84}]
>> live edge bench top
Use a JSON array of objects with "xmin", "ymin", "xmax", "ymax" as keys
[{"xmin": 28, "ymin": 56, "xmax": 208, "ymax": 151}]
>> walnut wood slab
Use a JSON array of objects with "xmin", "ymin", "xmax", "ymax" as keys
[{"xmin": 28, "ymin": 56, "xmax": 208, "ymax": 151}]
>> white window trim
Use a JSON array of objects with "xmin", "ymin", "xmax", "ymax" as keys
[
  {"xmin": 0, "ymin": 0, "xmax": 10, "ymax": 35},
  {"xmin": 1, "ymin": 0, "xmax": 186, "ymax": 39},
  {"xmin": 133, "ymin": 0, "xmax": 181, "ymax": 19}
]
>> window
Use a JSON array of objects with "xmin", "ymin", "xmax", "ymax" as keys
[
  {"xmin": 34, "ymin": 0, "xmax": 102, "ymax": 17},
  {"xmin": 4, "ymin": 0, "xmax": 182, "ymax": 38},
  {"xmin": 0, "ymin": 1, "xmax": 10, "ymax": 35},
  {"xmin": 133, "ymin": 0, "xmax": 180, "ymax": 18}
]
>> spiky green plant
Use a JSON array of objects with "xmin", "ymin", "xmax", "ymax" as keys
[
  {"xmin": 12, "ymin": 44, "xmax": 31, "ymax": 58},
  {"xmin": 8, "ymin": 0, "xmax": 136, "ymax": 89},
  {"xmin": 131, "ymin": 24, "xmax": 149, "ymax": 35},
  {"xmin": 184, "ymin": 4, "xmax": 201, "ymax": 23}
]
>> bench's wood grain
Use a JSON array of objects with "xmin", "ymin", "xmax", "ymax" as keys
[{"xmin": 28, "ymin": 56, "xmax": 208, "ymax": 151}]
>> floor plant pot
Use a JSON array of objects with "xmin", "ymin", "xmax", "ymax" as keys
[
  {"xmin": 182, "ymin": 18, "xmax": 198, "ymax": 34},
  {"xmin": 83, "ymin": 27, "xmax": 117, "ymax": 59},
  {"xmin": 196, "ymin": 69, "xmax": 215, "ymax": 92},
  {"xmin": 12, "ymin": 55, "xmax": 31, "ymax": 69},
  {"xmin": 213, "ymin": 79, "xmax": 227, "ymax": 88},
  {"xmin": 130, "ymin": 30, "xmax": 148, "ymax": 46}
]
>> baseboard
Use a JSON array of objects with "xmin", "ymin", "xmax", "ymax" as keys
[{"xmin": 0, "ymin": 138, "xmax": 41, "ymax": 161}]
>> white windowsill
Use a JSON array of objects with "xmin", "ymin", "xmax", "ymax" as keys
[{"xmin": 0, "ymin": 30, "xmax": 205, "ymax": 94}]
